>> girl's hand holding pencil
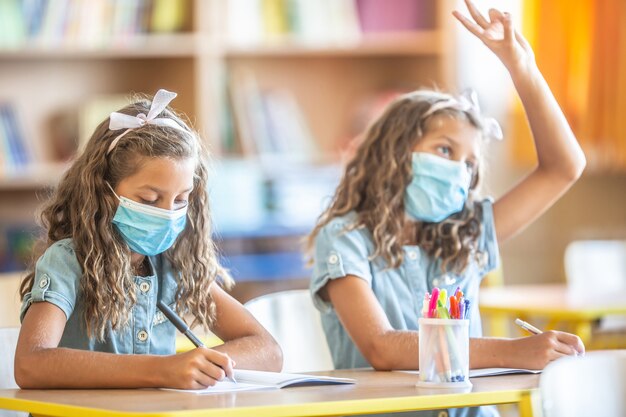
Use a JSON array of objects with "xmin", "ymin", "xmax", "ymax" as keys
[{"xmin": 159, "ymin": 348, "xmax": 236, "ymax": 390}]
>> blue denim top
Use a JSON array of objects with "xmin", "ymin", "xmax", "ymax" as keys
[
  {"xmin": 310, "ymin": 199, "xmax": 500, "ymax": 417},
  {"xmin": 20, "ymin": 238, "xmax": 178, "ymax": 354}
]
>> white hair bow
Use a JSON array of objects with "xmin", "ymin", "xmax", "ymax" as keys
[
  {"xmin": 107, "ymin": 89, "xmax": 186, "ymax": 154},
  {"xmin": 423, "ymin": 90, "xmax": 503, "ymax": 141}
]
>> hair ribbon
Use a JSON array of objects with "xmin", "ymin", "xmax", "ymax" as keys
[
  {"xmin": 422, "ymin": 89, "xmax": 503, "ymax": 141},
  {"xmin": 107, "ymin": 89, "xmax": 187, "ymax": 154}
]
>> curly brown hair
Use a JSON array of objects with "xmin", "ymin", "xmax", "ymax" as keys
[
  {"xmin": 20, "ymin": 94, "xmax": 232, "ymax": 340},
  {"xmin": 307, "ymin": 90, "xmax": 490, "ymax": 273}
]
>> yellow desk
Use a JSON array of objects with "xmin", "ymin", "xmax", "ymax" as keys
[
  {"xmin": 0, "ymin": 370, "xmax": 540, "ymax": 417},
  {"xmin": 479, "ymin": 284, "xmax": 626, "ymax": 344}
]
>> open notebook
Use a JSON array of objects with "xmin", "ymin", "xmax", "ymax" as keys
[
  {"xmin": 468, "ymin": 368, "xmax": 542, "ymax": 378},
  {"xmin": 167, "ymin": 369, "xmax": 356, "ymax": 394},
  {"xmin": 398, "ymin": 368, "xmax": 541, "ymax": 378}
]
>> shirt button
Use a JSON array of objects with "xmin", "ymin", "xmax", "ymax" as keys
[
  {"xmin": 328, "ymin": 254, "xmax": 339, "ymax": 265},
  {"xmin": 137, "ymin": 330, "xmax": 149, "ymax": 342},
  {"xmin": 139, "ymin": 282, "xmax": 151, "ymax": 293},
  {"xmin": 408, "ymin": 251, "xmax": 418, "ymax": 260},
  {"xmin": 39, "ymin": 277, "xmax": 49, "ymax": 288}
]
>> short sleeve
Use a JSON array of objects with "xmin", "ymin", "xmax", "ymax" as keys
[
  {"xmin": 310, "ymin": 215, "xmax": 373, "ymax": 313},
  {"xmin": 477, "ymin": 198, "xmax": 500, "ymax": 276},
  {"xmin": 20, "ymin": 239, "xmax": 82, "ymax": 322}
]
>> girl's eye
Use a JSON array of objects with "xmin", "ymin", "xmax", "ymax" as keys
[
  {"xmin": 175, "ymin": 199, "xmax": 189, "ymax": 207},
  {"xmin": 140, "ymin": 198, "xmax": 158, "ymax": 205},
  {"xmin": 436, "ymin": 146, "xmax": 452, "ymax": 157}
]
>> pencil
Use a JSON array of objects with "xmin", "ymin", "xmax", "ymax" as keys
[
  {"xmin": 157, "ymin": 300, "xmax": 237, "ymax": 383},
  {"xmin": 514, "ymin": 318, "xmax": 543, "ymax": 335}
]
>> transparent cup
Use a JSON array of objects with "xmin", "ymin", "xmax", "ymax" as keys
[{"xmin": 417, "ymin": 318, "xmax": 472, "ymax": 388}]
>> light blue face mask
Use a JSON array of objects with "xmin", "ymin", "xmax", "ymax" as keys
[
  {"xmin": 108, "ymin": 185, "xmax": 188, "ymax": 256},
  {"xmin": 404, "ymin": 152, "xmax": 472, "ymax": 223}
]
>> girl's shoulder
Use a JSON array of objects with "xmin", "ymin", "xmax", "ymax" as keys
[
  {"xmin": 319, "ymin": 211, "xmax": 366, "ymax": 238},
  {"xmin": 41, "ymin": 238, "xmax": 78, "ymax": 258},
  {"xmin": 315, "ymin": 211, "xmax": 375, "ymax": 251},
  {"xmin": 36, "ymin": 238, "xmax": 80, "ymax": 271}
]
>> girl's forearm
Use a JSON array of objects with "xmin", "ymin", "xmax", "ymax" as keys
[
  {"xmin": 509, "ymin": 63, "xmax": 586, "ymax": 179},
  {"xmin": 15, "ymin": 347, "xmax": 166, "ymax": 389},
  {"xmin": 363, "ymin": 330, "xmax": 419, "ymax": 370},
  {"xmin": 470, "ymin": 337, "xmax": 510, "ymax": 368},
  {"xmin": 212, "ymin": 334, "xmax": 283, "ymax": 372},
  {"xmin": 367, "ymin": 332, "xmax": 513, "ymax": 371}
]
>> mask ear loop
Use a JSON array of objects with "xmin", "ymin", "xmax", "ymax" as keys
[{"xmin": 106, "ymin": 182, "xmax": 121, "ymax": 201}]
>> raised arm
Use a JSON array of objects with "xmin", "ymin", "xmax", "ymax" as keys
[
  {"xmin": 323, "ymin": 275, "xmax": 583, "ymax": 370},
  {"xmin": 453, "ymin": 0, "xmax": 586, "ymax": 243}
]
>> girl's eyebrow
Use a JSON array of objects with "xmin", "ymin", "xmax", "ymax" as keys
[{"xmin": 139, "ymin": 185, "xmax": 194, "ymax": 193}]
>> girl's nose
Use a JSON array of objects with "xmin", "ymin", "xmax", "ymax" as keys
[{"xmin": 158, "ymin": 200, "xmax": 176, "ymax": 211}]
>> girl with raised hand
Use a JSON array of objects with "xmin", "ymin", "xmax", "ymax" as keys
[{"xmin": 308, "ymin": 1, "xmax": 586, "ymax": 415}]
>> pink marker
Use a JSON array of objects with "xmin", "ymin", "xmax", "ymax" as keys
[{"xmin": 428, "ymin": 287, "xmax": 440, "ymax": 318}]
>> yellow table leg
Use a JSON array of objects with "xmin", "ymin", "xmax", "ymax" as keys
[{"xmin": 519, "ymin": 389, "xmax": 542, "ymax": 417}]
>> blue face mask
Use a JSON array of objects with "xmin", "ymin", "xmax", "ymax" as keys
[
  {"xmin": 108, "ymin": 185, "xmax": 188, "ymax": 256},
  {"xmin": 404, "ymin": 152, "xmax": 471, "ymax": 223}
]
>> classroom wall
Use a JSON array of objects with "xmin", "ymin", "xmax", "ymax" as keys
[
  {"xmin": 0, "ymin": 272, "xmax": 23, "ymax": 328},
  {"xmin": 483, "ymin": 123, "xmax": 626, "ymax": 286},
  {"xmin": 500, "ymin": 174, "xmax": 626, "ymax": 285}
]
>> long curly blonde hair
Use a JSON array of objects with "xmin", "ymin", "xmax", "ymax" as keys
[
  {"xmin": 307, "ymin": 90, "xmax": 489, "ymax": 273},
  {"xmin": 21, "ymin": 95, "xmax": 232, "ymax": 340}
]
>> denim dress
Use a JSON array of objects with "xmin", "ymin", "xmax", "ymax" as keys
[
  {"xmin": 21, "ymin": 238, "xmax": 179, "ymax": 355},
  {"xmin": 310, "ymin": 199, "xmax": 500, "ymax": 417}
]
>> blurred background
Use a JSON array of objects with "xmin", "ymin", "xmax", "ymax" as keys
[{"xmin": 0, "ymin": 0, "xmax": 624, "ymax": 318}]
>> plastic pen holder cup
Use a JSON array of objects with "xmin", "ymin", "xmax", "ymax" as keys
[{"xmin": 417, "ymin": 318, "xmax": 472, "ymax": 388}]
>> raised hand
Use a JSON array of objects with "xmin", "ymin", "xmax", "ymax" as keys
[{"xmin": 452, "ymin": 0, "xmax": 535, "ymax": 72}]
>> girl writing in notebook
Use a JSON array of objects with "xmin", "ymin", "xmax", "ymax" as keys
[
  {"xmin": 308, "ymin": 0, "xmax": 585, "ymax": 409},
  {"xmin": 15, "ymin": 89, "xmax": 282, "ymax": 389}
]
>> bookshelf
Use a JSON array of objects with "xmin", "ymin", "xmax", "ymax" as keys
[
  {"xmin": 0, "ymin": 0, "xmax": 457, "ymax": 291},
  {"xmin": 214, "ymin": 0, "xmax": 456, "ymax": 159}
]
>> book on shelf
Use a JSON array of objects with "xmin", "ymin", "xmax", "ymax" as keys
[
  {"xmin": 0, "ymin": 0, "xmax": 189, "ymax": 49},
  {"xmin": 225, "ymin": 0, "xmax": 437, "ymax": 47},
  {"xmin": 0, "ymin": 0, "xmax": 27, "ymax": 48},
  {"xmin": 0, "ymin": 103, "xmax": 33, "ymax": 175},
  {"xmin": 165, "ymin": 369, "xmax": 355, "ymax": 394},
  {"xmin": 228, "ymin": 69, "xmax": 318, "ymax": 162},
  {"xmin": 150, "ymin": 0, "xmax": 187, "ymax": 33},
  {"xmin": 262, "ymin": 0, "xmax": 290, "ymax": 40},
  {"xmin": 356, "ymin": 0, "xmax": 436, "ymax": 33},
  {"xmin": 226, "ymin": 0, "xmax": 361, "ymax": 46},
  {"xmin": 0, "ymin": 223, "xmax": 40, "ymax": 273},
  {"xmin": 227, "ymin": 0, "xmax": 264, "ymax": 47}
]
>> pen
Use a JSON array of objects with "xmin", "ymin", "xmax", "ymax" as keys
[
  {"xmin": 157, "ymin": 300, "xmax": 237, "ymax": 383},
  {"xmin": 514, "ymin": 318, "xmax": 543, "ymax": 335}
]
